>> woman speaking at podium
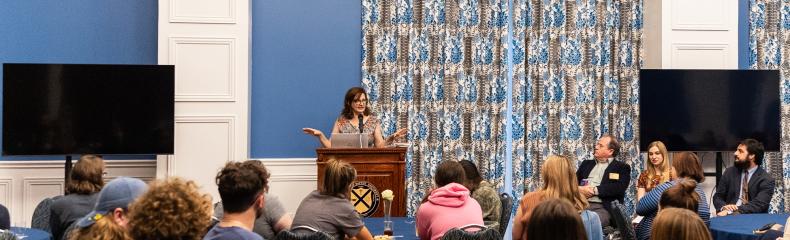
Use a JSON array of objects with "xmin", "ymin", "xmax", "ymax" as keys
[{"xmin": 303, "ymin": 87, "xmax": 406, "ymax": 148}]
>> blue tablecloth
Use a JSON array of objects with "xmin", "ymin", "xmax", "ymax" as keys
[
  {"xmin": 364, "ymin": 217, "xmax": 418, "ymax": 240},
  {"xmin": 10, "ymin": 227, "xmax": 51, "ymax": 240},
  {"xmin": 709, "ymin": 213, "xmax": 790, "ymax": 240}
]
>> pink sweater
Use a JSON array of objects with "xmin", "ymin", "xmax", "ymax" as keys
[{"xmin": 416, "ymin": 183, "xmax": 485, "ymax": 240}]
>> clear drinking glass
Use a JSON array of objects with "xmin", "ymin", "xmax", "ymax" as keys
[{"xmin": 383, "ymin": 199, "xmax": 393, "ymax": 235}]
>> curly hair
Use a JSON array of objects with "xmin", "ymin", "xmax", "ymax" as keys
[{"xmin": 127, "ymin": 177, "xmax": 213, "ymax": 240}]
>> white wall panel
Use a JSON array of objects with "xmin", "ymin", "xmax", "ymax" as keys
[
  {"xmin": 671, "ymin": 44, "xmax": 730, "ymax": 69},
  {"xmin": 259, "ymin": 159, "xmax": 317, "ymax": 215},
  {"xmin": 0, "ymin": 179, "xmax": 11, "ymax": 219},
  {"xmin": 169, "ymin": 116, "xmax": 236, "ymax": 198},
  {"xmin": 22, "ymin": 178, "xmax": 63, "ymax": 228},
  {"xmin": 170, "ymin": 37, "xmax": 236, "ymax": 102},
  {"xmin": 671, "ymin": 0, "xmax": 729, "ymax": 30},
  {"xmin": 170, "ymin": 0, "xmax": 236, "ymax": 23}
]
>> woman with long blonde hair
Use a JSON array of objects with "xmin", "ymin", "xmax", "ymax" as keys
[
  {"xmin": 637, "ymin": 141, "xmax": 672, "ymax": 200},
  {"xmin": 513, "ymin": 155, "xmax": 603, "ymax": 240}
]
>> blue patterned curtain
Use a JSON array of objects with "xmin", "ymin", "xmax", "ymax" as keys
[
  {"xmin": 362, "ymin": 0, "xmax": 510, "ymax": 215},
  {"xmin": 510, "ymin": 0, "xmax": 643, "ymax": 214},
  {"xmin": 749, "ymin": 0, "xmax": 788, "ymax": 213}
]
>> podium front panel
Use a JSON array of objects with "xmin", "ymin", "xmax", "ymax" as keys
[{"xmin": 317, "ymin": 147, "xmax": 407, "ymax": 217}]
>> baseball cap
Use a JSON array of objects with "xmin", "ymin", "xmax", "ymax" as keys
[{"xmin": 76, "ymin": 177, "xmax": 148, "ymax": 228}]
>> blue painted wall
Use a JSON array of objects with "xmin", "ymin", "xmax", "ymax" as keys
[
  {"xmin": 250, "ymin": 1, "xmax": 362, "ymax": 158},
  {"xmin": 0, "ymin": 0, "xmax": 158, "ymax": 160},
  {"xmin": 739, "ymin": 0, "xmax": 749, "ymax": 69}
]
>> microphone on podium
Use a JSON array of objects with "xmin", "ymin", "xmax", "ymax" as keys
[{"xmin": 358, "ymin": 114, "xmax": 364, "ymax": 134}]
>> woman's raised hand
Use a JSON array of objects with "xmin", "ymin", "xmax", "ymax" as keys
[
  {"xmin": 393, "ymin": 128, "xmax": 408, "ymax": 138},
  {"xmin": 302, "ymin": 128, "xmax": 324, "ymax": 137}
]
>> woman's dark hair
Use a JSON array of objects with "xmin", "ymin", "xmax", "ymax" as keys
[
  {"xmin": 660, "ymin": 179, "xmax": 700, "ymax": 212},
  {"xmin": 459, "ymin": 160, "xmax": 483, "ymax": 192},
  {"xmin": 672, "ymin": 152, "xmax": 705, "ymax": 183},
  {"xmin": 341, "ymin": 87, "xmax": 371, "ymax": 119},
  {"xmin": 434, "ymin": 160, "xmax": 466, "ymax": 188},
  {"xmin": 527, "ymin": 198, "xmax": 588, "ymax": 240}
]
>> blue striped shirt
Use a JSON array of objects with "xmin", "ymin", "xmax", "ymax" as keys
[{"xmin": 635, "ymin": 180, "xmax": 710, "ymax": 240}]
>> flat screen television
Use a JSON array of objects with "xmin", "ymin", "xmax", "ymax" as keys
[
  {"xmin": 2, "ymin": 63, "xmax": 174, "ymax": 155},
  {"xmin": 639, "ymin": 69, "xmax": 780, "ymax": 152}
]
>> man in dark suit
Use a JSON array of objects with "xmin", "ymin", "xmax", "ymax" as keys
[
  {"xmin": 713, "ymin": 139, "xmax": 775, "ymax": 216},
  {"xmin": 577, "ymin": 134, "xmax": 631, "ymax": 227}
]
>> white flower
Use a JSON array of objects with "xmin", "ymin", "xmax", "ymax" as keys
[{"xmin": 382, "ymin": 189, "xmax": 394, "ymax": 201}]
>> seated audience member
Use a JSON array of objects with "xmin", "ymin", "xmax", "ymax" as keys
[
  {"xmin": 576, "ymin": 134, "xmax": 631, "ymax": 227},
  {"xmin": 69, "ymin": 177, "xmax": 148, "ymax": 240},
  {"xmin": 649, "ymin": 208, "xmax": 712, "ymax": 240},
  {"xmin": 514, "ymin": 155, "xmax": 602, "ymax": 240},
  {"xmin": 204, "ymin": 160, "xmax": 271, "ymax": 240},
  {"xmin": 459, "ymin": 160, "xmax": 502, "ymax": 230},
  {"xmin": 416, "ymin": 160, "xmax": 484, "ymax": 240},
  {"xmin": 527, "ymin": 198, "xmax": 588, "ymax": 240},
  {"xmin": 291, "ymin": 159, "xmax": 373, "ymax": 240},
  {"xmin": 128, "ymin": 177, "xmax": 213, "ymax": 240},
  {"xmin": 213, "ymin": 193, "xmax": 292, "ymax": 239},
  {"xmin": 637, "ymin": 141, "xmax": 672, "ymax": 200},
  {"xmin": 51, "ymin": 154, "xmax": 105, "ymax": 240},
  {"xmin": 0, "ymin": 203, "xmax": 8, "ymax": 230},
  {"xmin": 714, "ymin": 139, "xmax": 775, "ymax": 216},
  {"xmin": 636, "ymin": 152, "xmax": 710, "ymax": 240}
]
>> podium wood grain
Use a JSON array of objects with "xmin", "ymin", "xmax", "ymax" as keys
[{"xmin": 316, "ymin": 147, "xmax": 407, "ymax": 217}]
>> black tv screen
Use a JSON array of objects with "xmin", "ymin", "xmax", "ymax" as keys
[
  {"xmin": 2, "ymin": 63, "xmax": 174, "ymax": 155},
  {"xmin": 639, "ymin": 69, "xmax": 780, "ymax": 151}
]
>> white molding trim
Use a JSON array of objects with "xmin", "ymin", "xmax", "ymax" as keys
[
  {"xmin": 671, "ymin": 43, "xmax": 730, "ymax": 68},
  {"xmin": 256, "ymin": 158, "xmax": 318, "ymax": 182},
  {"xmin": 0, "ymin": 159, "xmax": 156, "ymax": 169},
  {"xmin": 0, "ymin": 178, "xmax": 11, "ymax": 212},
  {"xmin": 168, "ymin": 36, "xmax": 237, "ymax": 102},
  {"xmin": 671, "ymin": 0, "xmax": 729, "ymax": 31},
  {"xmin": 168, "ymin": 115, "xmax": 237, "ymax": 176},
  {"xmin": 256, "ymin": 158, "xmax": 317, "ymax": 166},
  {"xmin": 22, "ymin": 177, "xmax": 64, "ymax": 222},
  {"xmin": 169, "ymin": 0, "xmax": 237, "ymax": 24}
]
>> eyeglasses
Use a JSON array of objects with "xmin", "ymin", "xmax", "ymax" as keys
[{"xmin": 352, "ymin": 99, "xmax": 368, "ymax": 105}]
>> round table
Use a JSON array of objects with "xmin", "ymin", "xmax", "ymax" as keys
[
  {"xmin": 709, "ymin": 213, "xmax": 790, "ymax": 240},
  {"xmin": 10, "ymin": 227, "xmax": 51, "ymax": 240}
]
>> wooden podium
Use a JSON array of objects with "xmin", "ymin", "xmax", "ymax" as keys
[{"xmin": 316, "ymin": 147, "xmax": 407, "ymax": 217}]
